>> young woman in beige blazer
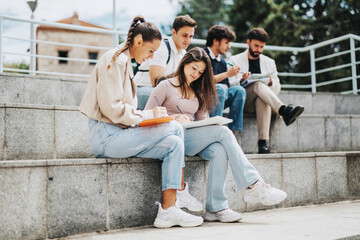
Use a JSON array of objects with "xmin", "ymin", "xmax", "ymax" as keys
[{"xmin": 80, "ymin": 16, "xmax": 203, "ymax": 228}]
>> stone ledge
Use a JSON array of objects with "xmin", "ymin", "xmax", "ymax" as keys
[
  {"xmin": 1, "ymin": 104, "xmax": 360, "ymax": 160},
  {"xmin": 2, "ymin": 152, "xmax": 359, "ymax": 167},
  {"xmin": 0, "ymin": 72, "xmax": 88, "ymax": 83},
  {"xmin": 1, "ymin": 151, "xmax": 360, "ymax": 240}
]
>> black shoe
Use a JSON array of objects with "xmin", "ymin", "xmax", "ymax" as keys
[
  {"xmin": 258, "ymin": 140, "xmax": 270, "ymax": 154},
  {"xmin": 281, "ymin": 104, "xmax": 304, "ymax": 126}
]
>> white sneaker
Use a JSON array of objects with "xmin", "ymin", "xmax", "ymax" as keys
[
  {"xmin": 204, "ymin": 209, "xmax": 242, "ymax": 223},
  {"xmin": 176, "ymin": 182, "xmax": 203, "ymax": 212},
  {"xmin": 153, "ymin": 202, "xmax": 203, "ymax": 228},
  {"xmin": 244, "ymin": 179, "xmax": 287, "ymax": 206}
]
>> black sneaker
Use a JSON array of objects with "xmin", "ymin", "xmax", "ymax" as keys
[
  {"xmin": 258, "ymin": 140, "xmax": 270, "ymax": 154},
  {"xmin": 281, "ymin": 104, "xmax": 304, "ymax": 126}
]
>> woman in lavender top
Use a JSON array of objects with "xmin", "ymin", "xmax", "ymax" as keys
[{"xmin": 145, "ymin": 47, "xmax": 287, "ymax": 223}]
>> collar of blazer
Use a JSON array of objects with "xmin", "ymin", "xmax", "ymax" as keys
[{"xmin": 115, "ymin": 47, "xmax": 130, "ymax": 66}]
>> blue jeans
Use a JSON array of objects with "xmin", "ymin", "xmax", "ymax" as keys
[
  {"xmin": 88, "ymin": 118, "xmax": 184, "ymax": 191},
  {"xmin": 210, "ymin": 84, "xmax": 246, "ymax": 131},
  {"xmin": 184, "ymin": 125, "xmax": 260, "ymax": 212},
  {"xmin": 136, "ymin": 86, "xmax": 153, "ymax": 110}
]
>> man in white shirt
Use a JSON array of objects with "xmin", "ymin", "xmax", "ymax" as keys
[
  {"xmin": 134, "ymin": 15, "xmax": 197, "ymax": 109},
  {"xmin": 229, "ymin": 28, "xmax": 304, "ymax": 154}
]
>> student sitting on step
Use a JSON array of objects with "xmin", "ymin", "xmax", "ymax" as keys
[
  {"xmin": 133, "ymin": 14, "xmax": 197, "ymax": 110},
  {"xmin": 229, "ymin": 28, "xmax": 304, "ymax": 154},
  {"xmin": 79, "ymin": 16, "xmax": 203, "ymax": 228},
  {"xmin": 145, "ymin": 47, "xmax": 287, "ymax": 223}
]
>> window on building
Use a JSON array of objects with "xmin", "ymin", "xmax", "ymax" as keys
[
  {"xmin": 88, "ymin": 52, "xmax": 98, "ymax": 65},
  {"xmin": 58, "ymin": 51, "xmax": 68, "ymax": 64}
]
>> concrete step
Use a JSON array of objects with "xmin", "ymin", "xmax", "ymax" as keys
[
  {"xmin": 1, "ymin": 103, "xmax": 359, "ymax": 160},
  {"xmin": 240, "ymin": 112, "xmax": 360, "ymax": 153},
  {"xmin": 2, "ymin": 73, "xmax": 360, "ymax": 114},
  {"xmin": 0, "ymin": 73, "xmax": 86, "ymax": 107},
  {"xmin": 1, "ymin": 152, "xmax": 360, "ymax": 239},
  {"xmin": 279, "ymin": 90, "xmax": 360, "ymax": 115}
]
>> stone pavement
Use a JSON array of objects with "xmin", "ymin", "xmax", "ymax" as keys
[{"xmin": 60, "ymin": 200, "xmax": 360, "ymax": 240}]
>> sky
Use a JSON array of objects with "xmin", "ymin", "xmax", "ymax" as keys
[{"xmin": 0, "ymin": 0, "xmax": 179, "ymax": 64}]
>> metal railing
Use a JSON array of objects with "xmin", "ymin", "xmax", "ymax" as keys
[{"xmin": 0, "ymin": 15, "xmax": 359, "ymax": 94}]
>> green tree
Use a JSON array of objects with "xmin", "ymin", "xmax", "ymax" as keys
[
  {"xmin": 177, "ymin": 0, "xmax": 230, "ymax": 38},
  {"xmin": 178, "ymin": 0, "xmax": 360, "ymax": 92},
  {"xmin": 229, "ymin": 0, "xmax": 360, "ymax": 92}
]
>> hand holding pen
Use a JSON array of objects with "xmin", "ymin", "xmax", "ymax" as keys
[
  {"xmin": 175, "ymin": 105, "xmax": 190, "ymax": 124},
  {"xmin": 241, "ymin": 72, "xmax": 252, "ymax": 82},
  {"xmin": 152, "ymin": 95, "xmax": 168, "ymax": 118},
  {"xmin": 226, "ymin": 62, "xmax": 241, "ymax": 78},
  {"xmin": 239, "ymin": 72, "xmax": 252, "ymax": 87}
]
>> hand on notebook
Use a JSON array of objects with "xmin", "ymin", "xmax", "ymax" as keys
[{"xmin": 153, "ymin": 106, "xmax": 168, "ymax": 118}]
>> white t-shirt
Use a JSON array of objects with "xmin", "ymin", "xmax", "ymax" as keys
[{"xmin": 133, "ymin": 37, "xmax": 186, "ymax": 86}]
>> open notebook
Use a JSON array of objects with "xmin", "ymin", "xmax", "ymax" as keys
[{"xmin": 182, "ymin": 116, "xmax": 233, "ymax": 129}]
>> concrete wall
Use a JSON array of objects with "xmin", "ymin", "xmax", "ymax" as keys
[
  {"xmin": 0, "ymin": 104, "xmax": 92, "ymax": 160},
  {"xmin": 2, "ymin": 74, "xmax": 360, "ymax": 114},
  {"xmin": 241, "ymin": 113, "xmax": 360, "ymax": 153},
  {"xmin": 1, "ymin": 152, "xmax": 359, "ymax": 239},
  {"xmin": 0, "ymin": 73, "xmax": 87, "ymax": 107},
  {"xmin": 1, "ymin": 104, "xmax": 360, "ymax": 161}
]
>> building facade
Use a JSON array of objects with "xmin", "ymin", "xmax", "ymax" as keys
[{"xmin": 36, "ymin": 13, "xmax": 113, "ymax": 76}]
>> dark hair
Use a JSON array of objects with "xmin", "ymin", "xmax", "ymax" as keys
[
  {"xmin": 247, "ymin": 27, "xmax": 269, "ymax": 43},
  {"xmin": 107, "ymin": 15, "xmax": 162, "ymax": 96},
  {"xmin": 174, "ymin": 47, "xmax": 217, "ymax": 112},
  {"xmin": 206, "ymin": 25, "xmax": 236, "ymax": 47},
  {"xmin": 172, "ymin": 14, "xmax": 197, "ymax": 32}
]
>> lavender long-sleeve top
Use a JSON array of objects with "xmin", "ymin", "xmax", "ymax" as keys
[{"xmin": 144, "ymin": 79, "xmax": 208, "ymax": 121}]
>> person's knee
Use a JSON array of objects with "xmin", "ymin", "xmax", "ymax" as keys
[
  {"xmin": 217, "ymin": 125, "xmax": 234, "ymax": 139},
  {"xmin": 167, "ymin": 120, "xmax": 184, "ymax": 139},
  {"xmin": 216, "ymin": 84, "xmax": 227, "ymax": 98},
  {"xmin": 199, "ymin": 142, "xmax": 226, "ymax": 160},
  {"xmin": 239, "ymin": 86, "xmax": 246, "ymax": 97},
  {"xmin": 232, "ymin": 86, "xmax": 246, "ymax": 100},
  {"xmin": 166, "ymin": 134, "xmax": 184, "ymax": 154},
  {"xmin": 253, "ymin": 81, "xmax": 268, "ymax": 95}
]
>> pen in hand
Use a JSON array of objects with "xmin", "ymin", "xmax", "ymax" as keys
[
  {"xmin": 176, "ymin": 105, "xmax": 184, "ymax": 115},
  {"xmin": 154, "ymin": 95, "xmax": 161, "ymax": 106}
]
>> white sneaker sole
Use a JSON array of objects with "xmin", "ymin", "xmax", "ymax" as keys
[
  {"xmin": 244, "ymin": 192, "xmax": 287, "ymax": 206},
  {"xmin": 204, "ymin": 213, "xmax": 242, "ymax": 223},
  {"xmin": 154, "ymin": 217, "xmax": 203, "ymax": 228}
]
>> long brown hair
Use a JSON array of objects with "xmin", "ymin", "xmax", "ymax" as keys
[
  {"xmin": 174, "ymin": 47, "xmax": 217, "ymax": 112},
  {"xmin": 107, "ymin": 15, "xmax": 162, "ymax": 96}
]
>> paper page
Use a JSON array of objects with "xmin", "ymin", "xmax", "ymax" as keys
[
  {"xmin": 241, "ymin": 71, "xmax": 275, "ymax": 88},
  {"xmin": 182, "ymin": 116, "xmax": 233, "ymax": 129},
  {"xmin": 247, "ymin": 71, "xmax": 275, "ymax": 80},
  {"xmin": 242, "ymin": 77, "xmax": 270, "ymax": 87}
]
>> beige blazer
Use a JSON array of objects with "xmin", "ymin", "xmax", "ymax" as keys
[
  {"xmin": 229, "ymin": 49, "xmax": 281, "ymax": 95},
  {"xmin": 79, "ymin": 43, "xmax": 153, "ymax": 127}
]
